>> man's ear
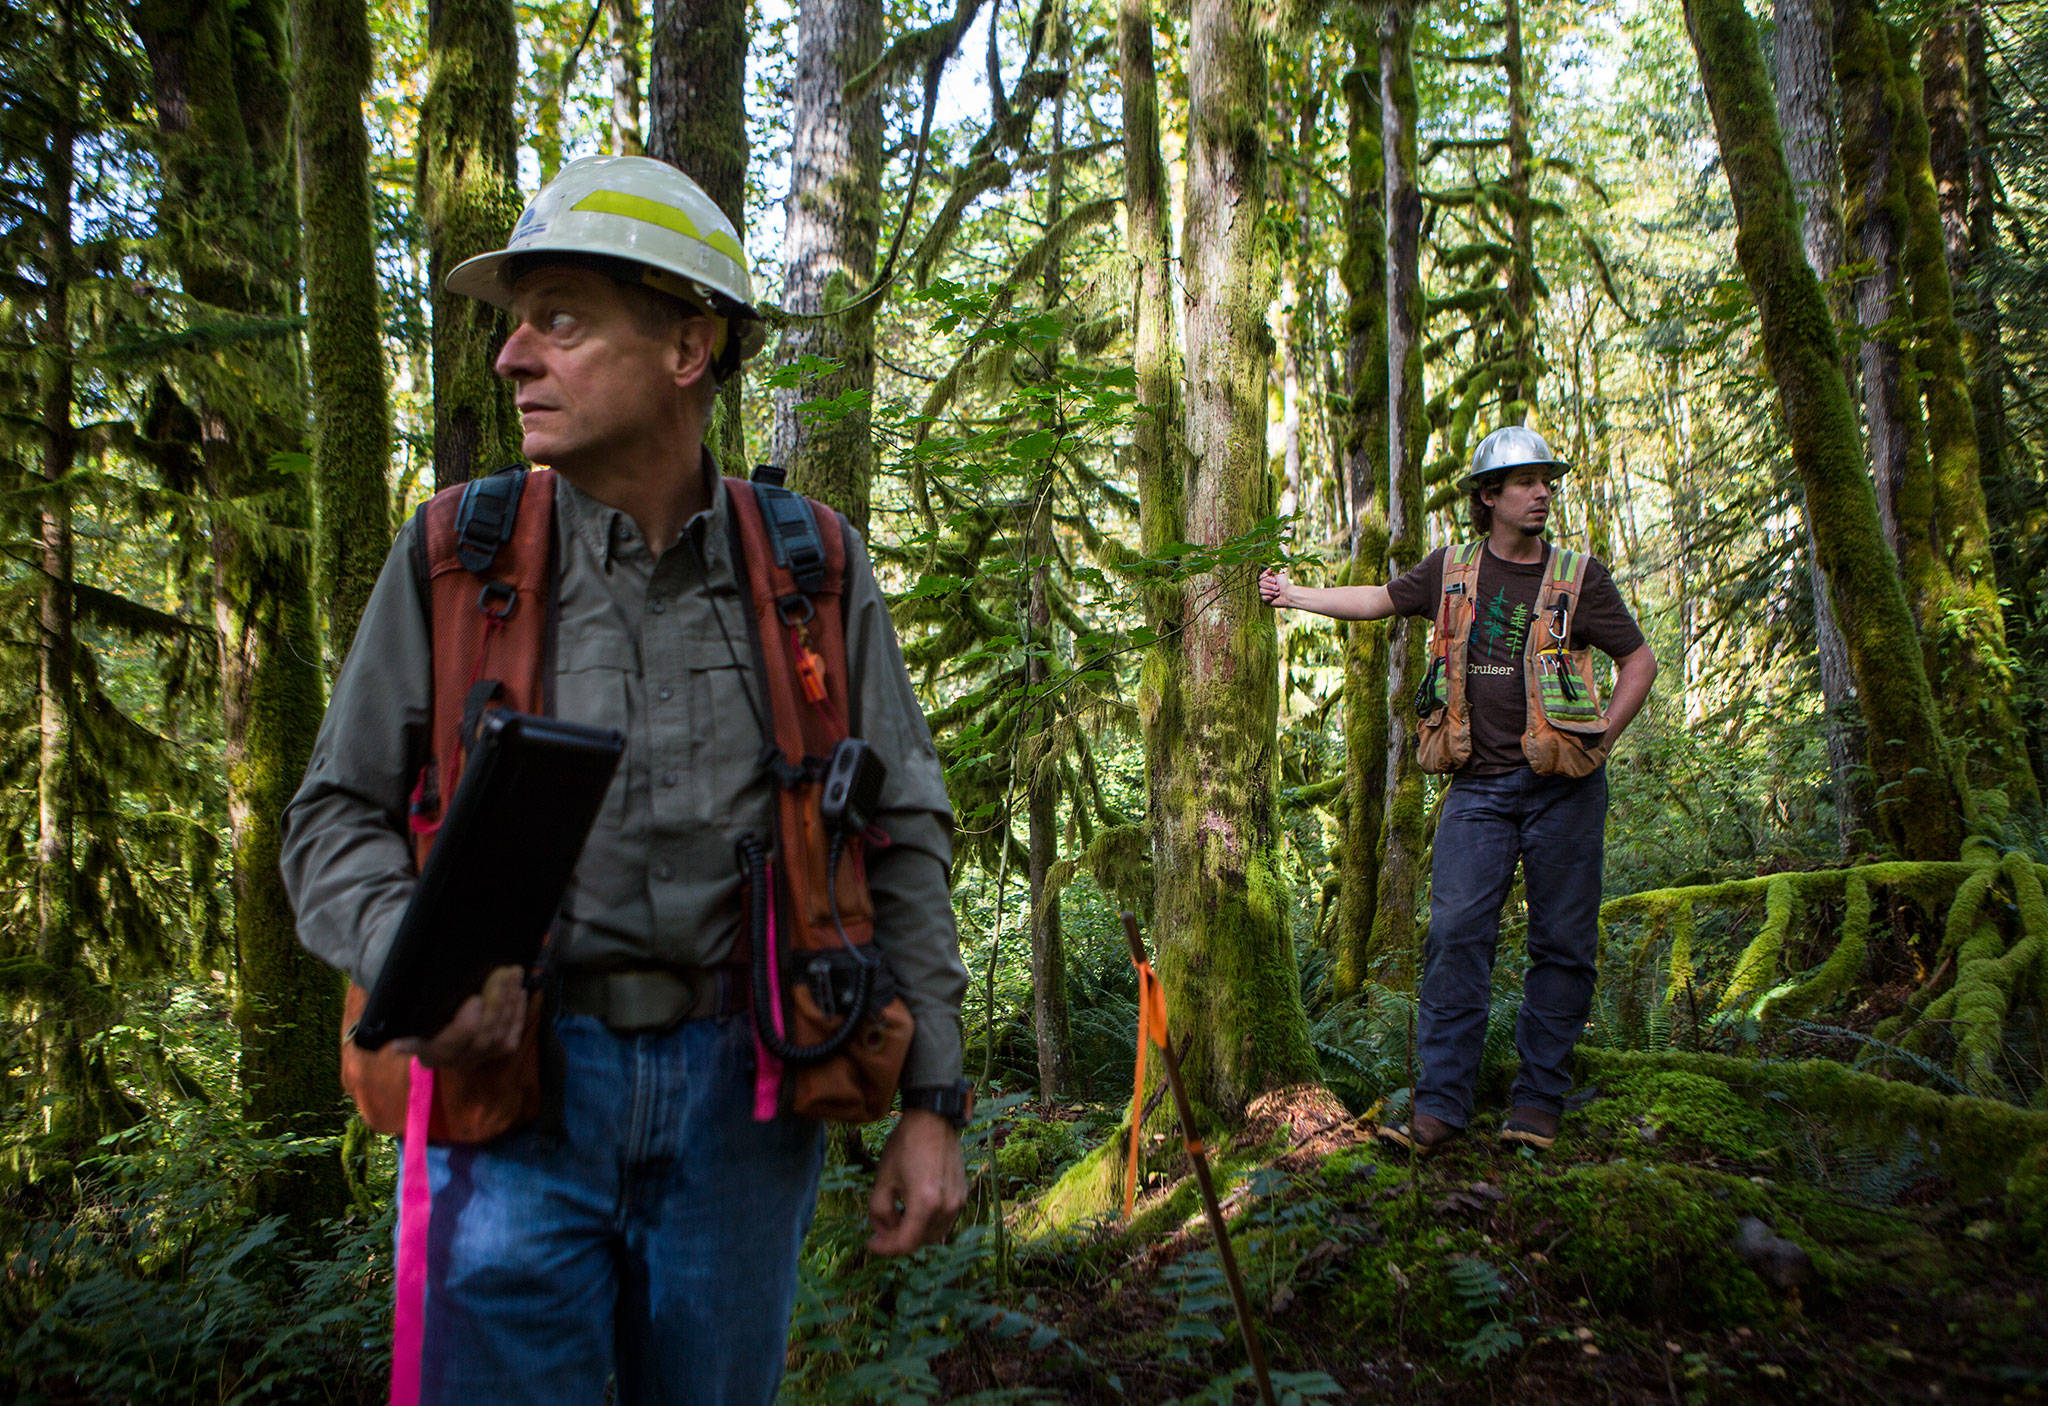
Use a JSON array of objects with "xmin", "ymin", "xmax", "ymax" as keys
[{"xmin": 672, "ymin": 316, "xmax": 721, "ymax": 394}]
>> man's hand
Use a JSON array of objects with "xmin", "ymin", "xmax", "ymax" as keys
[
  {"xmin": 390, "ymin": 963, "xmax": 527, "ymax": 1068},
  {"xmin": 1258, "ymin": 567, "xmax": 1293, "ymax": 609},
  {"xmin": 867, "ymin": 1108, "xmax": 966, "ymax": 1256}
]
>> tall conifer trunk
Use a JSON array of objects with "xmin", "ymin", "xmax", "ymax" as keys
[
  {"xmin": 421, "ymin": 0, "xmax": 521, "ymax": 490},
  {"xmin": 1500, "ymin": 0, "xmax": 1537, "ymax": 422},
  {"xmin": 609, "ymin": 0, "xmax": 645, "ymax": 155},
  {"xmin": 1026, "ymin": 19, "xmax": 1074, "ymax": 1100},
  {"xmin": 134, "ymin": 0, "xmax": 339, "ymax": 1216},
  {"xmin": 290, "ymin": 0, "xmax": 394, "ymax": 647},
  {"xmin": 1773, "ymin": 0, "xmax": 1873, "ymax": 850},
  {"xmin": 1681, "ymin": 0, "xmax": 1966, "ymax": 860},
  {"xmin": 1337, "ymin": 22, "xmax": 1389, "ymax": 991},
  {"xmin": 1836, "ymin": 0, "xmax": 1917, "ymax": 569},
  {"xmin": 34, "ymin": 11, "xmax": 87, "ymax": 1157},
  {"xmin": 1890, "ymin": 26, "xmax": 2036, "ymax": 803},
  {"xmin": 772, "ymin": 0, "xmax": 881, "ymax": 528},
  {"xmin": 1155, "ymin": 0, "xmax": 1319, "ymax": 1115},
  {"xmin": 1368, "ymin": 0, "xmax": 1431, "ymax": 987},
  {"xmin": 651, "ymin": 0, "xmax": 750, "ymax": 472}
]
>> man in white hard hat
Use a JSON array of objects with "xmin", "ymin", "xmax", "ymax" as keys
[
  {"xmin": 1259, "ymin": 425, "xmax": 1657, "ymax": 1157},
  {"xmin": 282, "ymin": 156, "xmax": 969, "ymax": 1402}
]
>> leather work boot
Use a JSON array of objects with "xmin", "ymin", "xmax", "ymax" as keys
[
  {"xmin": 1499, "ymin": 1105, "xmax": 1560, "ymax": 1150},
  {"xmin": 1375, "ymin": 1111, "xmax": 1462, "ymax": 1158}
]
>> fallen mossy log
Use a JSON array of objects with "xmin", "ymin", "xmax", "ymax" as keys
[
  {"xmin": 1598, "ymin": 840, "xmax": 2048, "ymax": 1101},
  {"xmin": 1578, "ymin": 1047, "xmax": 2048, "ymax": 1201}
]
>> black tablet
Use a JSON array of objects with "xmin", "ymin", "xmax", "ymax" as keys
[{"xmin": 352, "ymin": 710, "xmax": 625, "ymax": 1051}]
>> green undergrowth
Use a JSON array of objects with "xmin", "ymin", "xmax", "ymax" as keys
[{"xmin": 899, "ymin": 1053, "xmax": 2048, "ymax": 1402}]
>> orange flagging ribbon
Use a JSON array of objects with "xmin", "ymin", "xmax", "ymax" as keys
[{"xmin": 1123, "ymin": 957, "xmax": 1173, "ymax": 1219}]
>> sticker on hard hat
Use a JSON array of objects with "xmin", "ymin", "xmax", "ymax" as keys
[{"xmin": 511, "ymin": 207, "xmax": 548, "ymax": 244}]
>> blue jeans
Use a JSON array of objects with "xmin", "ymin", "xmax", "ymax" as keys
[
  {"xmin": 404, "ymin": 1013, "xmax": 825, "ymax": 1405},
  {"xmin": 1415, "ymin": 765, "xmax": 1607, "ymax": 1129}
]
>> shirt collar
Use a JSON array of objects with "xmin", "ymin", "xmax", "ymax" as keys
[{"xmin": 552, "ymin": 450, "xmax": 732, "ymax": 578}]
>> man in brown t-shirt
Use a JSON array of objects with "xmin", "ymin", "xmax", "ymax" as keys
[{"xmin": 1260, "ymin": 426, "xmax": 1658, "ymax": 1154}]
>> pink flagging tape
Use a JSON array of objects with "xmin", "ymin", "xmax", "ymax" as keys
[
  {"xmin": 752, "ymin": 862, "xmax": 786, "ymax": 1122},
  {"xmin": 390, "ymin": 1060, "xmax": 434, "ymax": 1406}
]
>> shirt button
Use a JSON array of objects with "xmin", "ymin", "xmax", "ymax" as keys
[
  {"xmin": 650, "ymin": 600, "xmax": 666, "ymax": 615},
  {"xmin": 655, "ymin": 862, "xmax": 675, "ymax": 881},
  {"xmin": 662, "ymin": 771, "xmax": 679, "ymax": 787},
  {"xmin": 658, "ymin": 686, "xmax": 674, "ymax": 702}
]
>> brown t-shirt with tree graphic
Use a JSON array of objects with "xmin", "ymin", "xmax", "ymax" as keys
[{"xmin": 1385, "ymin": 543, "xmax": 1645, "ymax": 775}]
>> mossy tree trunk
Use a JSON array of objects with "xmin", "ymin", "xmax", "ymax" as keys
[
  {"xmin": 1890, "ymin": 25, "xmax": 2037, "ymax": 805},
  {"xmin": 1153, "ymin": 0, "xmax": 1320, "ymax": 1117},
  {"xmin": 1118, "ymin": 0, "xmax": 1179, "ymax": 963},
  {"xmin": 32, "ymin": 13, "xmax": 88, "ymax": 1162},
  {"xmin": 651, "ymin": 0, "xmax": 750, "ymax": 472},
  {"xmin": 289, "ymin": 0, "xmax": 394, "ymax": 649},
  {"xmin": 1772, "ymin": 0, "xmax": 1874, "ymax": 851},
  {"xmin": 1337, "ymin": 15, "xmax": 1389, "ymax": 993},
  {"xmin": 420, "ymin": 0, "xmax": 521, "ymax": 490},
  {"xmin": 771, "ymin": 0, "xmax": 881, "ymax": 529},
  {"xmin": 134, "ymin": 0, "xmax": 341, "ymax": 1218},
  {"xmin": 1681, "ymin": 0, "xmax": 1967, "ymax": 860},
  {"xmin": 1367, "ymin": 0, "xmax": 1432, "ymax": 987}
]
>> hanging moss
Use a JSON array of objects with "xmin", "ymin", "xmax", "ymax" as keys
[
  {"xmin": 1723, "ymin": 875, "xmax": 1803, "ymax": 1011},
  {"xmin": 1767, "ymin": 873, "xmax": 1870, "ymax": 1021},
  {"xmin": 1664, "ymin": 902, "xmax": 1697, "ymax": 1005}
]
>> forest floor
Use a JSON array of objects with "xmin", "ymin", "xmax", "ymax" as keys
[{"xmin": 933, "ymin": 1055, "xmax": 2048, "ymax": 1404}]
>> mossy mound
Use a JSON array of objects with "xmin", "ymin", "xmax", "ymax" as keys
[{"xmin": 1574, "ymin": 1068, "xmax": 1770, "ymax": 1160}]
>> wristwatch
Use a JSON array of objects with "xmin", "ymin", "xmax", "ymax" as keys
[{"xmin": 901, "ymin": 1079, "xmax": 975, "ymax": 1130}]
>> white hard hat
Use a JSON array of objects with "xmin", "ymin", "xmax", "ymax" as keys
[
  {"xmin": 1456, "ymin": 425, "xmax": 1572, "ymax": 491},
  {"xmin": 446, "ymin": 155, "xmax": 767, "ymax": 365}
]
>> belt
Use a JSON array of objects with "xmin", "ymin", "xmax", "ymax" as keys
[{"xmin": 560, "ymin": 967, "xmax": 743, "ymax": 1033}]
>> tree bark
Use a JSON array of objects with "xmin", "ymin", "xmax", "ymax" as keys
[
  {"xmin": 609, "ymin": 0, "xmax": 645, "ymax": 156},
  {"xmin": 1836, "ymin": 0, "xmax": 1920, "ymax": 583},
  {"xmin": 1772, "ymin": 0, "xmax": 1873, "ymax": 851},
  {"xmin": 1027, "ymin": 19, "xmax": 1075, "ymax": 1100},
  {"xmin": 1500, "ymin": 0, "xmax": 1537, "ymax": 423},
  {"xmin": 1890, "ymin": 23, "xmax": 2036, "ymax": 804},
  {"xmin": 1368, "ymin": 0, "xmax": 1432, "ymax": 987},
  {"xmin": 420, "ymin": 0, "xmax": 521, "ymax": 490},
  {"xmin": 134, "ymin": 0, "xmax": 340, "ymax": 1216},
  {"xmin": 1682, "ymin": 0, "xmax": 1966, "ymax": 860},
  {"xmin": 290, "ymin": 0, "xmax": 394, "ymax": 649},
  {"xmin": 1152, "ymin": 0, "xmax": 1320, "ymax": 1116},
  {"xmin": 771, "ymin": 0, "xmax": 881, "ymax": 529},
  {"xmin": 650, "ymin": 0, "xmax": 751, "ymax": 471},
  {"xmin": 1337, "ymin": 21, "xmax": 1388, "ymax": 993}
]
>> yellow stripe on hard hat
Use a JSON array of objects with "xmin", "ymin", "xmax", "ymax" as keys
[{"xmin": 570, "ymin": 190, "xmax": 746, "ymax": 267}]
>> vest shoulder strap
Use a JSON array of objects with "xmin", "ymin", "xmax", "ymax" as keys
[
  {"xmin": 414, "ymin": 466, "xmax": 557, "ymax": 864},
  {"xmin": 723, "ymin": 478, "xmax": 852, "ymax": 764}
]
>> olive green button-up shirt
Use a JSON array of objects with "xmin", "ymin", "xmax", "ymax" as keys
[{"xmin": 280, "ymin": 469, "xmax": 968, "ymax": 1088}]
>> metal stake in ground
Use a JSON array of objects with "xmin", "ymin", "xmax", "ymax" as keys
[{"xmin": 1121, "ymin": 911, "xmax": 1277, "ymax": 1406}]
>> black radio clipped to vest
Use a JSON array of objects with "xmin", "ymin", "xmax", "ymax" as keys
[{"xmin": 820, "ymin": 737, "xmax": 886, "ymax": 836}]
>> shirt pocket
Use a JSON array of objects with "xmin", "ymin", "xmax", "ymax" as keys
[
  {"xmin": 683, "ymin": 654, "xmax": 767, "ymax": 825},
  {"xmin": 555, "ymin": 659, "xmax": 633, "ymax": 830}
]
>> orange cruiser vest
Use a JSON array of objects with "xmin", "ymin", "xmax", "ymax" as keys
[
  {"xmin": 1413, "ymin": 541, "xmax": 1611, "ymax": 779},
  {"xmin": 338, "ymin": 467, "xmax": 911, "ymax": 1142}
]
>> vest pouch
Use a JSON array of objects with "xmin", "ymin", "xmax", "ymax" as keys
[
  {"xmin": 786, "ymin": 980, "xmax": 916, "ymax": 1124},
  {"xmin": 1416, "ymin": 702, "xmax": 1469, "ymax": 775},
  {"xmin": 1523, "ymin": 726, "xmax": 1608, "ymax": 779},
  {"xmin": 340, "ymin": 980, "xmax": 546, "ymax": 1143}
]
